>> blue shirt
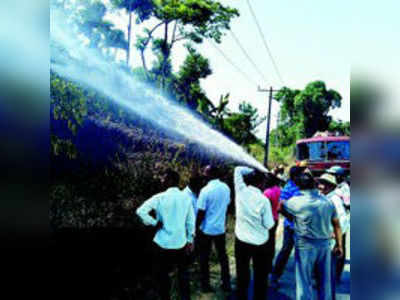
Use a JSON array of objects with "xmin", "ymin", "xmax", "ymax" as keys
[
  {"xmin": 197, "ymin": 179, "xmax": 231, "ymax": 235},
  {"xmin": 136, "ymin": 187, "xmax": 195, "ymax": 249},
  {"xmin": 283, "ymin": 189, "xmax": 338, "ymax": 244},
  {"xmin": 234, "ymin": 167, "xmax": 275, "ymax": 245},
  {"xmin": 280, "ymin": 180, "xmax": 302, "ymax": 228}
]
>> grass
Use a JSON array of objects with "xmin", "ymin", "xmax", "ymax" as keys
[{"xmin": 169, "ymin": 217, "xmax": 236, "ymax": 300}]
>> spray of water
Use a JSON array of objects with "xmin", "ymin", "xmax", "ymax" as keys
[{"xmin": 50, "ymin": 9, "xmax": 268, "ymax": 173}]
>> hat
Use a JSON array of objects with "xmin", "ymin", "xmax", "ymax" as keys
[
  {"xmin": 297, "ymin": 160, "xmax": 308, "ymax": 167},
  {"xmin": 318, "ymin": 173, "xmax": 337, "ymax": 186},
  {"xmin": 326, "ymin": 166, "xmax": 345, "ymax": 175}
]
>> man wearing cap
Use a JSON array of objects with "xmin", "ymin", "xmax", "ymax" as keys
[
  {"xmin": 270, "ymin": 165, "xmax": 304, "ymax": 288},
  {"xmin": 318, "ymin": 172, "xmax": 350, "ymax": 286},
  {"xmin": 326, "ymin": 166, "xmax": 350, "ymax": 281},
  {"xmin": 281, "ymin": 172, "xmax": 343, "ymax": 300},
  {"xmin": 327, "ymin": 166, "xmax": 350, "ymax": 210}
]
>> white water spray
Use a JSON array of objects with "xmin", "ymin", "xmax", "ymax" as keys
[{"xmin": 50, "ymin": 9, "xmax": 267, "ymax": 172}]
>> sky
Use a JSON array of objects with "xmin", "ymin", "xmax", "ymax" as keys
[{"xmin": 105, "ymin": 1, "xmax": 364, "ymax": 139}]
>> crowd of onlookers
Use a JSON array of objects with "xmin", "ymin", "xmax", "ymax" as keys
[{"xmin": 136, "ymin": 162, "xmax": 350, "ymax": 300}]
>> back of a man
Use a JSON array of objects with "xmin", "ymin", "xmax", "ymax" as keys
[
  {"xmin": 196, "ymin": 166, "xmax": 231, "ymax": 293},
  {"xmin": 136, "ymin": 170, "xmax": 195, "ymax": 300},
  {"xmin": 287, "ymin": 190, "xmax": 336, "ymax": 243},
  {"xmin": 234, "ymin": 166, "xmax": 275, "ymax": 300},
  {"xmin": 198, "ymin": 179, "xmax": 231, "ymax": 234},
  {"xmin": 282, "ymin": 173, "xmax": 343, "ymax": 300}
]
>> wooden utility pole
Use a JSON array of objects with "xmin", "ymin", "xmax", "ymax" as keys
[{"xmin": 258, "ymin": 86, "xmax": 280, "ymax": 167}]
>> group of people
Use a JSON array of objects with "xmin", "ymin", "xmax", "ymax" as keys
[{"xmin": 136, "ymin": 163, "xmax": 350, "ymax": 300}]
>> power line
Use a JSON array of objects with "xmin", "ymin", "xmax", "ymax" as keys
[
  {"xmin": 246, "ymin": 0, "xmax": 284, "ymax": 86},
  {"xmin": 229, "ymin": 29, "xmax": 268, "ymax": 83},
  {"xmin": 208, "ymin": 40, "xmax": 258, "ymax": 87}
]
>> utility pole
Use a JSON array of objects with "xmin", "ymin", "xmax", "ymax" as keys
[{"xmin": 258, "ymin": 86, "xmax": 280, "ymax": 167}]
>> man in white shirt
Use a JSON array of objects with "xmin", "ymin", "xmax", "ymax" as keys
[
  {"xmin": 326, "ymin": 166, "xmax": 350, "ymax": 281},
  {"xmin": 136, "ymin": 169, "xmax": 195, "ymax": 300},
  {"xmin": 196, "ymin": 165, "xmax": 231, "ymax": 293},
  {"xmin": 317, "ymin": 173, "xmax": 349, "ymax": 299},
  {"xmin": 327, "ymin": 166, "xmax": 350, "ymax": 210},
  {"xmin": 234, "ymin": 166, "xmax": 275, "ymax": 300}
]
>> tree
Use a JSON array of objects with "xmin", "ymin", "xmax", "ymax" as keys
[
  {"xmin": 222, "ymin": 101, "xmax": 265, "ymax": 147},
  {"xmin": 111, "ymin": 0, "xmax": 154, "ymax": 65},
  {"xmin": 209, "ymin": 93, "xmax": 231, "ymax": 130},
  {"xmin": 275, "ymin": 81, "xmax": 342, "ymax": 141},
  {"xmin": 328, "ymin": 120, "xmax": 350, "ymax": 136},
  {"xmin": 135, "ymin": 0, "xmax": 239, "ymax": 85},
  {"xmin": 174, "ymin": 45, "xmax": 212, "ymax": 110}
]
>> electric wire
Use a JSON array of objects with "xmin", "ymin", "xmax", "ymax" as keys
[{"xmin": 246, "ymin": 0, "xmax": 284, "ymax": 85}]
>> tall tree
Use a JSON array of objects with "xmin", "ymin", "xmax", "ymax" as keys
[
  {"xmin": 275, "ymin": 81, "xmax": 342, "ymax": 140},
  {"xmin": 174, "ymin": 45, "xmax": 212, "ymax": 110},
  {"xmin": 222, "ymin": 102, "xmax": 265, "ymax": 147},
  {"xmin": 111, "ymin": 0, "xmax": 154, "ymax": 65},
  {"xmin": 136, "ymin": 0, "xmax": 238, "ymax": 85}
]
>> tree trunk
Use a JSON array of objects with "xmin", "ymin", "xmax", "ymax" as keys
[
  {"xmin": 126, "ymin": 10, "xmax": 133, "ymax": 66},
  {"xmin": 161, "ymin": 21, "xmax": 169, "ymax": 88}
]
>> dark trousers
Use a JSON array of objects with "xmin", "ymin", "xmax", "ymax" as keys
[
  {"xmin": 272, "ymin": 225, "xmax": 295, "ymax": 278},
  {"xmin": 153, "ymin": 243, "xmax": 190, "ymax": 300},
  {"xmin": 198, "ymin": 232, "xmax": 231, "ymax": 288},
  {"xmin": 235, "ymin": 237, "xmax": 274, "ymax": 300}
]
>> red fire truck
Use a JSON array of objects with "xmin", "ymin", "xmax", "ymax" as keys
[{"xmin": 295, "ymin": 132, "xmax": 350, "ymax": 175}]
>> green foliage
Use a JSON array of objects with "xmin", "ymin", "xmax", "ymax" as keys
[
  {"xmin": 274, "ymin": 81, "xmax": 344, "ymax": 151},
  {"xmin": 51, "ymin": 72, "xmax": 88, "ymax": 135},
  {"xmin": 222, "ymin": 102, "xmax": 265, "ymax": 147},
  {"xmin": 328, "ymin": 120, "xmax": 350, "ymax": 136},
  {"xmin": 111, "ymin": 0, "xmax": 154, "ymax": 21}
]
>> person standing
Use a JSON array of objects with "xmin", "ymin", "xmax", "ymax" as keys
[
  {"xmin": 263, "ymin": 173, "xmax": 281, "ymax": 272},
  {"xmin": 234, "ymin": 166, "xmax": 275, "ymax": 300},
  {"xmin": 196, "ymin": 165, "xmax": 232, "ymax": 292},
  {"xmin": 317, "ymin": 173, "xmax": 350, "ymax": 299},
  {"xmin": 281, "ymin": 172, "xmax": 343, "ymax": 300},
  {"xmin": 270, "ymin": 166, "xmax": 304, "ymax": 288},
  {"xmin": 327, "ymin": 166, "xmax": 350, "ymax": 210},
  {"xmin": 183, "ymin": 175, "xmax": 204, "ymax": 220},
  {"xmin": 136, "ymin": 169, "xmax": 195, "ymax": 300},
  {"xmin": 183, "ymin": 175, "xmax": 204, "ymax": 261},
  {"xmin": 326, "ymin": 166, "xmax": 350, "ymax": 281}
]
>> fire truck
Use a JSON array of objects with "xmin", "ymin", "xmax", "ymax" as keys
[{"xmin": 295, "ymin": 131, "xmax": 350, "ymax": 176}]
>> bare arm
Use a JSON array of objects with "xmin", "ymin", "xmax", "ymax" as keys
[{"xmin": 332, "ymin": 217, "xmax": 343, "ymax": 257}]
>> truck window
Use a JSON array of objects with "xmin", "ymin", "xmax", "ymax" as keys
[
  {"xmin": 297, "ymin": 142, "xmax": 326, "ymax": 161},
  {"xmin": 327, "ymin": 141, "xmax": 350, "ymax": 160}
]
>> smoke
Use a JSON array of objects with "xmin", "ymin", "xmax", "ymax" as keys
[{"xmin": 50, "ymin": 8, "xmax": 267, "ymax": 172}]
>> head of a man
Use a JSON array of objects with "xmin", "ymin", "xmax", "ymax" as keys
[
  {"xmin": 244, "ymin": 170, "xmax": 267, "ymax": 190},
  {"xmin": 188, "ymin": 176, "xmax": 204, "ymax": 196},
  {"xmin": 327, "ymin": 166, "xmax": 346, "ymax": 184},
  {"xmin": 289, "ymin": 166, "xmax": 305, "ymax": 182},
  {"xmin": 203, "ymin": 165, "xmax": 221, "ymax": 180},
  {"xmin": 264, "ymin": 172, "xmax": 280, "ymax": 190},
  {"xmin": 161, "ymin": 169, "xmax": 180, "ymax": 189},
  {"xmin": 294, "ymin": 172, "xmax": 315, "ymax": 190},
  {"xmin": 317, "ymin": 173, "xmax": 337, "ymax": 195}
]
